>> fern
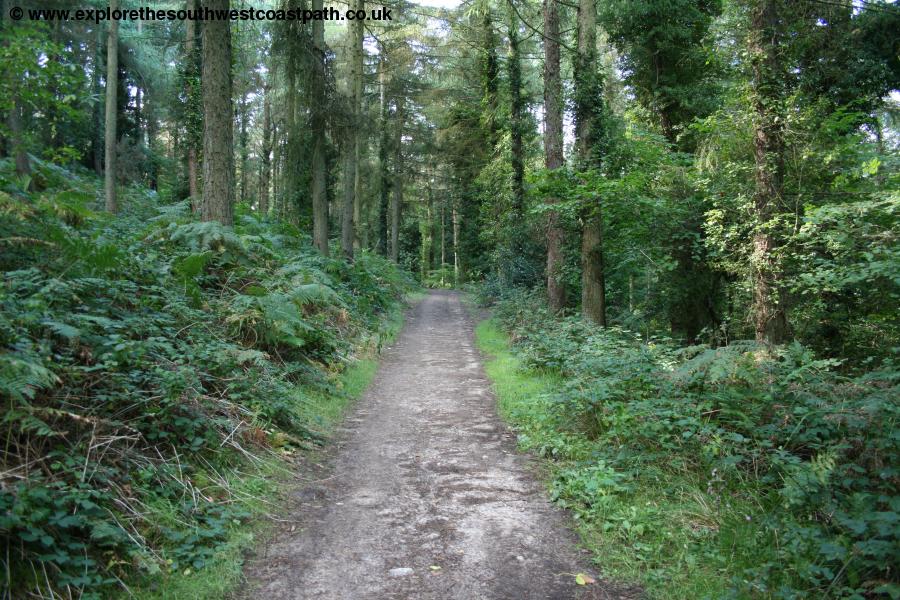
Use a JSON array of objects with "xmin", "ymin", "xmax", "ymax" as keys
[
  {"xmin": 289, "ymin": 283, "xmax": 345, "ymax": 308},
  {"xmin": 0, "ymin": 353, "xmax": 59, "ymax": 401},
  {"xmin": 164, "ymin": 221, "xmax": 246, "ymax": 255}
]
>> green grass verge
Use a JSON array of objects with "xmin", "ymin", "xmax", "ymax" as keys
[
  {"xmin": 476, "ymin": 317, "xmax": 753, "ymax": 599},
  {"xmin": 129, "ymin": 299, "xmax": 410, "ymax": 600}
]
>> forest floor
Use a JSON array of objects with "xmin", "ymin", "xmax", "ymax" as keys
[{"xmin": 240, "ymin": 290, "xmax": 633, "ymax": 599}]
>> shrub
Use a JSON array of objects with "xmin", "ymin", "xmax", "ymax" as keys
[
  {"xmin": 0, "ymin": 159, "xmax": 414, "ymax": 598},
  {"xmin": 489, "ymin": 289, "xmax": 899, "ymax": 598}
]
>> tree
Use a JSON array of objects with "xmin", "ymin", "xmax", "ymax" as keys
[
  {"xmin": 506, "ymin": 0, "xmax": 525, "ymax": 215},
  {"xmin": 201, "ymin": 0, "xmax": 235, "ymax": 225},
  {"xmin": 748, "ymin": 0, "xmax": 789, "ymax": 344},
  {"xmin": 574, "ymin": 0, "xmax": 606, "ymax": 325},
  {"xmin": 104, "ymin": 0, "xmax": 118, "ymax": 213},
  {"xmin": 543, "ymin": 0, "xmax": 565, "ymax": 312},
  {"xmin": 184, "ymin": 0, "xmax": 200, "ymax": 212},
  {"xmin": 310, "ymin": 0, "xmax": 329, "ymax": 254},
  {"xmin": 259, "ymin": 81, "xmax": 272, "ymax": 216},
  {"xmin": 390, "ymin": 93, "xmax": 405, "ymax": 264},
  {"xmin": 377, "ymin": 49, "xmax": 391, "ymax": 256},
  {"xmin": 341, "ymin": 0, "xmax": 365, "ymax": 260}
]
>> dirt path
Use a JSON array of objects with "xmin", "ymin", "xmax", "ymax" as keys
[{"xmin": 242, "ymin": 290, "xmax": 628, "ymax": 599}]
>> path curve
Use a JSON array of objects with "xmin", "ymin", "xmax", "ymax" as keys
[{"xmin": 242, "ymin": 290, "xmax": 628, "ymax": 599}]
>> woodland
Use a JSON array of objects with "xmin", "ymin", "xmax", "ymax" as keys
[{"xmin": 0, "ymin": 0, "xmax": 898, "ymax": 598}]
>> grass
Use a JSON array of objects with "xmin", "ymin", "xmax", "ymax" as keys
[
  {"xmin": 128, "ymin": 297, "xmax": 412, "ymax": 600},
  {"xmin": 475, "ymin": 317, "xmax": 755, "ymax": 599}
]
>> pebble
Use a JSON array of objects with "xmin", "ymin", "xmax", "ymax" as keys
[{"xmin": 389, "ymin": 567, "xmax": 414, "ymax": 577}]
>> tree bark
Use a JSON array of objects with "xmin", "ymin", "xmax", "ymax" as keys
[
  {"xmin": 146, "ymin": 90, "xmax": 158, "ymax": 190},
  {"xmin": 543, "ymin": 0, "xmax": 565, "ymax": 312},
  {"xmin": 507, "ymin": 1, "xmax": 525, "ymax": 215},
  {"xmin": 377, "ymin": 50, "xmax": 390, "ymax": 256},
  {"xmin": 421, "ymin": 170, "xmax": 434, "ymax": 279},
  {"xmin": 259, "ymin": 83, "xmax": 272, "ymax": 216},
  {"xmin": 749, "ymin": 0, "xmax": 789, "ymax": 344},
  {"xmin": 440, "ymin": 197, "xmax": 446, "ymax": 285},
  {"xmin": 185, "ymin": 0, "xmax": 200, "ymax": 212},
  {"xmin": 201, "ymin": 0, "xmax": 235, "ymax": 225},
  {"xmin": 104, "ymin": 0, "xmax": 118, "ymax": 213},
  {"xmin": 452, "ymin": 203, "xmax": 460, "ymax": 283},
  {"xmin": 575, "ymin": 0, "xmax": 606, "ymax": 326},
  {"xmin": 91, "ymin": 22, "xmax": 104, "ymax": 175},
  {"xmin": 341, "ymin": 0, "xmax": 365, "ymax": 260},
  {"xmin": 239, "ymin": 90, "xmax": 249, "ymax": 205},
  {"xmin": 390, "ymin": 94, "xmax": 404, "ymax": 264},
  {"xmin": 311, "ymin": 0, "xmax": 329, "ymax": 254}
]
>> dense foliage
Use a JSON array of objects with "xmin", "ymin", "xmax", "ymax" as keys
[
  {"xmin": 481, "ymin": 289, "xmax": 898, "ymax": 598},
  {"xmin": 0, "ymin": 158, "xmax": 413, "ymax": 598}
]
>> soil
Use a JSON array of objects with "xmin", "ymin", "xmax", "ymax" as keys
[{"xmin": 241, "ymin": 290, "xmax": 638, "ymax": 600}]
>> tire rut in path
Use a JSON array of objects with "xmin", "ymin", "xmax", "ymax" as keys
[{"xmin": 242, "ymin": 290, "xmax": 632, "ymax": 600}]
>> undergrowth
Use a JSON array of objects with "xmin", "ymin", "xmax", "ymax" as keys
[
  {"xmin": 0, "ymin": 158, "xmax": 415, "ymax": 598},
  {"xmin": 476, "ymin": 289, "xmax": 899, "ymax": 600}
]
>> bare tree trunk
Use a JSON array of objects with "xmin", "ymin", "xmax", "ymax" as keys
[
  {"xmin": 341, "ymin": 0, "xmax": 364, "ymax": 260},
  {"xmin": 146, "ymin": 90, "xmax": 158, "ymax": 190},
  {"xmin": 507, "ymin": 1, "xmax": 525, "ymax": 215},
  {"xmin": 543, "ymin": 0, "xmax": 565, "ymax": 311},
  {"xmin": 284, "ymin": 60, "xmax": 298, "ymax": 222},
  {"xmin": 273, "ymin": 124, "xmax": 281, "ymax": 213},
  {"xmin": 452, "ymin": 204, "xmax": 460, "ymax": 284},
  {"xmin": 185, "ymin": 0, "xmax": 200, "ymax": 212},
  {"xmin": 377, "ymin": 51, "xmax": 390, "ymax": 256},
  {"xmin": 311, "ymin": 0, "xmax": 329, "ymax": 254},
  {"xmin": 421, "ymin": 171, "xmax": 434, "ymax": 280},
  {"xmin": 259, "ymin": 84, "xmax": 272, "ymax": 216},
  {"xmin": 239, "ymin": 90, "xmax": 249, "ymax": 205},
  {"xmin": 104, "ymin": 0, "xmax": 118, "ymax": 213},
  {"xmin": 91, "ymin": 22, "xmax": 103, "ymax": 174},
  {"xmin": 749, "ymin": 0, "xmax": 789, "ymax": 344},
  {"xmin": 341, "ymin": 145, "xmax": 357, "ymax": 259},
  {"xmin": 440, "ymin": 198, "xmax": 446, "ymax": 285},
  {"xmin": 201, "ymin": 0, "xmax": 235, "ymax": 225},
  {"xmin": 390, "ymin": 95, "xmax": 404, "ymax": 263}
]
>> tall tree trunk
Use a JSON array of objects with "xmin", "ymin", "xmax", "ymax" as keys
[
  {"xmin": 273, "ymin": 124, "xmax": 281, "ymax": 213},
  {"xmin": 507, "ymin": 1, "xmax": 525, "ymax": 215},
  {"xmin": 259, "ymin": 83, "xmax": 272, "ymax": 215},
  {"xmin": 390, "ymin": 95, "xmax": 404, "ymax": 264},
  {"xmin": 146, "ymin": 91, "xmax": 158, "ymax": 190},
  {"xmin": 440, "ymin": 197, "xmax": 446, "ymax": 284},
  {"xmin": 575, "ymin": 0, "xmax": 606, "ymax": 326},
  {"xmin": 311, "ymin": 0, "xmax": 329, "ymax": 254},
  {"xmin": 185, "ymin": 0, "xmax": 200, "ymax": 212},
  {"xmin": 239, "ymin": 90, "xmax": 249, "ymax": 205},
  {"xmin": 91, "ymin": 22, "xmax": 104, "ymax": 174},
  {"xmin": 284, "ymin": 59, "xmax": 299, "ymax": 222},
  {"xmin": 341, "ymin": 0, "xmax": 364, "ymax": 260},
  {"xmin": 201, "ymin": 0, "xmax": 235, "ymax": 225},
  {"xmin": 340, "ymin": 138, "xmax": 358, "ymax": 260},
  {"xmin": 104, "ymin": 0, "xmax": 119, "ymax": 213},
  {"xmin": 543, "ymin": 0, "xmax": 565, "ymax": 312},
  {"xmin": 452, "ymin": 204, "xmax": 460, "ymax": 283},
  {"xmin": 421, "ymin": 170, "xmax": 434, "ymax": 280},
  {"xmin": 377, "ymin": 51, "xmax": 390, "ymax": 256},
  {"xmin": 749, "ymin": 0, "xmax": 789, "ymax": 344}
]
